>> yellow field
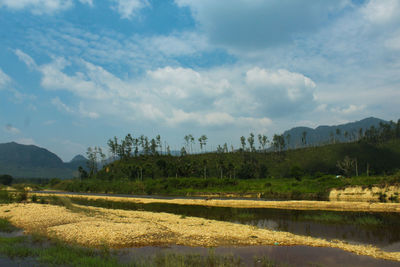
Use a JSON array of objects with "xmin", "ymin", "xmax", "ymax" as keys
[{"xmin": 1, "ymin": 203, "xmax": 399, "ymax": 261}]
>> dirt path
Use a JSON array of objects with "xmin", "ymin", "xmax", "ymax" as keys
[{"xmin": 1, "ymin": 203, "xmax": 399, "ymax": 261}]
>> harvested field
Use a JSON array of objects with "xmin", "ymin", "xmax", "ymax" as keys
[
  {"xmin": 35, "ymin": 192, "xmax": 400, "ymax": 213},
  {"xmin": 0, "ymin": 203, "xmax": 400, "ymax": 261}
]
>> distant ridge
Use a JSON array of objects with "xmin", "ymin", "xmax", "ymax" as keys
[
  {"xmin": 0, "ymin": 117, "xmax": 392, "ymax": 178},
  {"xmin": 0, "ymin": 142, "xmax": 83, "ymax": 179},
  {"xmin": 282, "ymin": 117, "xmax": 388, "ymax": 149}
]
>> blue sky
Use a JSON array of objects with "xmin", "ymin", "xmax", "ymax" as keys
[{"xmin": 1, "ymin": 0, "xmax": 399, "ymax": 161}]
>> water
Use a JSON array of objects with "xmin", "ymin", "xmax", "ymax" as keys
[
  {"xmin": 118, "ymin": 245, "xmax": 400, "ymax": 267},
  {"xmin": 68, "ymin": 197, "xmax": 400, "ymax": 250}
]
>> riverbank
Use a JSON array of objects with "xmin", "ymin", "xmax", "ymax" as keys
[
  {"xmin": 0, "ymin": 203, "xmax": 399, "ymax": 261},
  {"xmin": 34, "ymin": 192, "xmax": 400, "ymax": 213},
  {"xmin": 329, "ymin": 185, "xmax": 400, "ymax": 202}
]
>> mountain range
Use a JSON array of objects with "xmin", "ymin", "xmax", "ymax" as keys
[
  {"xmin": 0, "ymin": 117, "xmax": 389, "ymax": 179},
  {"xmin": 282, "ymin": 117, "xmax": 387, "ymax": 149},
  {"xmin": 0, "ymin": 142, "xmax": 87, "ymax": 179}
]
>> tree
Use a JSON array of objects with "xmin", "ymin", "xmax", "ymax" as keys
[
  {"xmin": 257, "ymin": 134, "xmax": 263, "ymax": 150},
  {"xmin": 86, "ymin": 147, "xmax": 98, "ymax": 176},
  {"xmin": 301, "ymin": 131, "xmax": 307, "ymax": 147},
  {"xmin": 107, "ymin": 137, "xmax": 118, "ymax": 160},
  {"xmin": 223, "ymin": 143, "xmax": 228, "ymax": 153},
  {"xmin": 150, "ymin": 138, "xmax": 157, "ymax": 155},
  {"xmin": 336, "ymin": 156, "xmax": 355, "ymax": 177},
  {"xmin": 335, "ymin": 128, "xmax": 341, "ymax": 143},
  {"xmin": 77, "ymin": 166, "xmax": 88, "ymax": 180},
  {"xmin": 198, "ymin": 134, "xmax": 208, "ymax": 153},
  {"xmin": 285, "ymin": 134, "xmax": 291, "ymax": 150},
  {"xmin": 156, "ymin": 135, "xmax": 162, "ymax": 154},
  {"xmin": 240, "ymin": 136, "xmax": 246, "ymax": 151},
  {"xmin": 184, "ymin": 135, "xmax": 191, "ymax": 153},
  {"xmin": 124, "ymin": 134, "xmax": 133, "ymax": 158},
  {"xmin": 180, "ymin": 146, "xmax": 187, "ymax": 157},
  {"xmin": 247, "ymin": 133, "xmax": 255, "ymax": 152}
]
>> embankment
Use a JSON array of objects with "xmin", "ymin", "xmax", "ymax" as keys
[{"xmin": 329, "ymin": 185, "xmax": 400, "ymax": 202}]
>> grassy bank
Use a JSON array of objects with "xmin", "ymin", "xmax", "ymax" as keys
[{"xmin": 51, "ymin": 173, "xmax": 400, "ymax": 201}]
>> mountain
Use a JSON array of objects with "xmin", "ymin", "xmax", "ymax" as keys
[
  {"xmin": 70, "ymin": 154, "xmax": 87, "ymax": 162},
  {"xmin": 282, "ymin": 117, "xmax": 388, "ymax": 149},
  {"xmin": 0, "ymin": 142, "xmax": 81, "ymax": 179},
  {"xmin": 65, "ymin": 154, "xmax": 88, "ymax": 171}
]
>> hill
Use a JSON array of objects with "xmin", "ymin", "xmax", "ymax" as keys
[
  {"xmin": 0, "ymin": 142, "xmax": 84, "ymax": 179},
  {"xmin": 282, "ymin": 117, "xmax": 387, "ymax": 149}
]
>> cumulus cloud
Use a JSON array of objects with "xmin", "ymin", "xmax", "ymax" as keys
[
  {"xmin": 111, "ymin": 0, "xmax": 149, "ymax": 19},
  {"xmin": 16, "ymin": 50, "xmax": 319, "ymax": 130},
  {"xmin": 175, "ymin": 0, "xmax": 350, "ymax": 50}
]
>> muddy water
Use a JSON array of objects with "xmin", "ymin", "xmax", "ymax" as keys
[
  {"xmin": 69, "ymin": 197, "xmax": 400, "ymax": 251},
  {"xmin": 118, "ymin": 245, "xmax": 400, "ymax": 267}
]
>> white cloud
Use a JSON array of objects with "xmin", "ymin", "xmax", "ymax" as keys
[
  {"xmin": 15, "ymin": 49, "xmax": 37, "ymax": 69},
  {"xmin": 79, "ymin": 0, "xmax": 92, "ymax": 6},
  {"xmin": 175, "ymin": 0, "xmax": 350, "ymax": 50},
  {"xmin": 0, "ymin": 0, "xmax": 73, "ymax": 15},
  {"xmin": 362, "ymin": 0, "xmax": 400, "ymax": 24},
  {"xmin": 78, "ymin": 103, "xmax": 99, "ymax": 119},
  {"xmin": 51, "ymin": 97, "xmax": 73, "ymax": 113},
  {"xmin": 19, "ymin": 50, "xmax": 317, "ymax": 129},
  {"xmin": 0, "ymin": 68, "xmax": 11, "ymax": 88},
  {"xmin": 4, "ymin": 124, "xmax": 20, "ymax": 134},
  {"xmin": 111, "ymin": 0, "xmax": 149, "ymax": 19},
  {"xmin": 331, "ymin": 104, "xmax": 366, "ymax": 115}
]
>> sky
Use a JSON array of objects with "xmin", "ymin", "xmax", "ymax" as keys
[{"xmin": 1, "ymin": 0, "xmax": 400, "ymax": 161}]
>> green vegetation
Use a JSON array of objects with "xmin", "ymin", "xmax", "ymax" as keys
[
  {"xmin": 53, "ymin": 173, "xmax": 400, "ymax": 200},
  {"xmin": 0, "ymin": 218, "xmax": 17, "ymax": 232},
  {"xmin": 0, "ymin": 174, "xmax": 13, "ymax": 186},
  {"xmin": 45, "ymin": 120, "xmax": 400, "ymax": 200}
]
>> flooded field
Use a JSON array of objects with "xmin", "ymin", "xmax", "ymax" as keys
[{"xmin": 69, "ymin": 196, "xmax": 400, "ymax": 250}]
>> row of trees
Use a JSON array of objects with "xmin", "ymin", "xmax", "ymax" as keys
[{"xmin": 82, "ymin": 119, "xmax": 400, "ymax": 179}]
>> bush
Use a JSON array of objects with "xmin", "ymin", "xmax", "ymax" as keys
[
  {"xmin": 0, "ymin": 174, "xmax": 13, "ymax": 186},
  {"xmin": 0, "ymin": 190, "xmax": 13, "ymax": 203}
]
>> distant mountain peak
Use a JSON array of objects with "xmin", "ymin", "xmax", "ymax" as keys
[
  {"xmin": 282, "ymin": 117, "xmax": 388, "ymax": 148},
  {"xmin": 70, "ymin": 154, "xmax": 87, "ymax": 162}
]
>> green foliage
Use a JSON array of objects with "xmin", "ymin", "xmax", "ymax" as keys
[
  {"xmin": 0, "ymin": 174, "xmax": 13, "ymax": 185},
  {"xmin": 0, "ymin": 190, "xmax": 13, "ymax": 203},
  {"xmin": 0, "ymin": 218, "xmax": 17, "ymax": 232}
]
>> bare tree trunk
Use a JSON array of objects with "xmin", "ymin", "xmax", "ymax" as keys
[{"xmin": 355, "ymin": 159, "xmax": 358, "ymax": 176}]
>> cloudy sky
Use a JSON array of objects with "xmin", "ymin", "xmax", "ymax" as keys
[{"xmin": 1, "ymin": 0, "xmax": 399, "ymax": 161}]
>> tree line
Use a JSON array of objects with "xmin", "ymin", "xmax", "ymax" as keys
[{"xmin": 82, "ymin": 119, "xmax": 400, "ymax": 179}]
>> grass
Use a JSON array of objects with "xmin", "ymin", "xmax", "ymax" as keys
[
  {"xmin": 301, "ymin": 213, "xmax": 384, "ymax": 226},
  {"xmin": 0, "ymin": 218, "xmax": 17, "ymax": 232}
]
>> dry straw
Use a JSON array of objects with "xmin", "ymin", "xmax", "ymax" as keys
[{"xmin": 1, "ymin": 203, "xmax": 399, "ymax": 261}]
